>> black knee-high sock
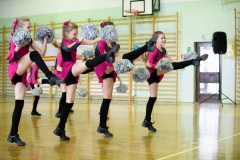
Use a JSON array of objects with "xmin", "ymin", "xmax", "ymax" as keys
[
  {"xmin": 122, "ymin": 45, "xmax": 147, "ymax": 61},
  {"xmin": 41, "ymin": 79, "xmax": 49, "ymax": 84},
  {"xmin": 58, "ymin": 103, "xmax": 73, "ymax": 130},
  {"xmin": 29, "ymin": 51, "xmax": 52, "ymax": 79},
  {"xmin": 81, "ymin": 68, "xmax": 94, "ymax": 74},
  {"xmin": 99, "ymin": 99, "xmax": 111, "ymax": 128},
  {"xmin": 10, "ymin": 100, "xmax": 24, "ymax": 136},
  {"xmin": 58, "ymin": 92, "xmax": 66, "ymax": 114},
  {"xmin": 172, "ymin": 60, "xmax": 193, "ymax": 70},
  {"xmin": 32, "ymin": 96, "xmax": 40, "ymax": 112},
  {"xmin": 85, "ymin": 54, "xmax": 107, "ymax": 68},
  {"xmin": 145, "ymin": 97, "xmax": 157, "ymax": 122}
]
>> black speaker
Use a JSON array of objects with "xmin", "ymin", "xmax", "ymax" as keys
[{"xmin": 212, "ymin": 32, "xmax": 227, "ymax": 54}]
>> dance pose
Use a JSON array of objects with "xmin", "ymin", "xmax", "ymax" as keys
[
  {"xmin": 7, "ymin": 17, "xmax": 63, "ymax": 146},
  {"xmin": 53, "ymin": 20, "xmax": 120, "ymax": 140},
  {"xmin": 27, "ymin": 63, "xmax": 50, "ymax": 116},
  {"xmin": 142, "ymin": 31, "xmax": 208, "ymax": 132}
]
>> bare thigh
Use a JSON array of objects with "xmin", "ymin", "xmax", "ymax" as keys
[
  {"xmin": 149, "ymin": 83, "xmax": 158, "ymax": 97},
  {"xmin": 60, "ymin": 83, "xmax": 66, "ymax": 92},
  {"xmin": 15, "ymin": 82, "xmax": 26, "ymax": 100},
  {"xmin": 16, "ymin": 53, "xmax": 32, "ymax": 76},
  {"xmin": 71, "ymin": 61, "xmax": 88, "ymax": 77},
  {"xmin": 102, "ymin": 78, "xmax": 114, "ymax": 99},
  {"xmin": 66, "ymin": 84, "xmax": 77, "ymax": 103}
]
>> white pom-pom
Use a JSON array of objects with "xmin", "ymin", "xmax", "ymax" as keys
[
  {"xmin": 36, "ymin": 25, "xmax": 54, "ymax": 44},
  {"xmin": 116, "ymin": 83, "xmax": 128, "ymax": 93},
  {"xmin": 26, "ymin": 86, "xmax": 31, "ymax": 91},
  {"xmin": 82, "ymin": 48, "xmax": 95, "ymax": 59},
  {"xmin": 156, "ymin": 58, "xmax": 174, "ymax": 71},
  {"xmin": 184, "ymin": 51, "xmax": 198, "ymax": 61},
  {"xmin": 114, "ymin": 59, "xmax": 134, "ymax": 74},
  {"xmin": 132, "ymin": 68, "xmax": 150, "ymax": 83},
  {"xmin": 100, "ymin": 25, "xmax": 118, "ymax": 42},
  {"xmin": 32, "ymin": 87, "xmax": 42, "ymax": 96},
  {"xmin": 81, "ymin": 23, "xmax": 99, "ymax": 40},
  {"xmin": 13, "ymin": 29, "xmax": 32, "ymax": 47},
  {"xmin": 77, "ymin": 89, "xmax": 88, "ymax": 97}
]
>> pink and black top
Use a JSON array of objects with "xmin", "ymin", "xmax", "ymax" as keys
[
  {"xmin": 94, "ymin": 40, "xmax": 117, "ymax": 83},
  {"xmin": 7, "ymin": 38, "xmax": 32, "ymax": 86},
  {"xmin": 54, "ymin": 53, "xmax": 63, "ymax": 79},
  {"xmin": 27, "ymin": 64, "xmax": 39, "ymax": 88},
  {"xmin": 147, "ymin": 46, "xmax": 166, "ymax": 82},
  {"xmin": 61, "ymin": 39, "xmax": 81, "ymax": 83}
]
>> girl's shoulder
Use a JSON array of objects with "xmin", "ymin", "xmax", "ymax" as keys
[
  {"xmin": 62, "ymin": 39, "xmax": 73, "ymax": 45},
  {"xmin": 98, "ymin": 40, "xmax": 107, "ymax": 45}
]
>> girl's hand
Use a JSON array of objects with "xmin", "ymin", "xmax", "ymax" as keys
[{"xmin": 14, "ymin": 43, "xmax": 24, "ymax": 52}]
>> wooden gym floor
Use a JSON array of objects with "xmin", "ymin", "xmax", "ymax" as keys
[{"xmin": 0, "ymin": 96, "xmax": 239, "ymax": 160}]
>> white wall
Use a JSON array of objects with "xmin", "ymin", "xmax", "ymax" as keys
[{"xmin": 0, "ymin": 0, "xmax": 202, "ymax": 19}]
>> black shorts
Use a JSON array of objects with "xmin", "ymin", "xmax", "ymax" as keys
[
  {"xmin": 65, "ymin": 68, "xmax": 78, "ymax": 86},
  {"xmin": 101, "ymin": 72, "xmax": 114, "ymax": 80},
  {"xmin": 12, "ymin": 73, "xmax": 23, "ymax": 85},
  {"xmin": 147, "ymin": 69, "xmax": 160, "ymax": 85}
]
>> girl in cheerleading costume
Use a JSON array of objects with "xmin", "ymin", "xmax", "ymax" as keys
[
  {"xmin": 53, "ymin": 21, "xmax": 120, "ymax": 140},
  {"xmin": 7, "ymin": 17, "xmax": 63, "ymax": 146},
  {"xmin": 141, "ymin": 31, "xmax": 208, "ymax": 132},
  {"xmin": 27, "ymin": 63, "xmax": 50, "ymax": 116},
  {"xmin": 52, "ymin": 41, "xmax": 73, "ymax": 118},
  {"xmin": 94, "ymin": 21, "xmax": 122, "ymax": 137},
  {"xmin": 52, "ymin": 40, "xmax": 93, "ymax": 118}
]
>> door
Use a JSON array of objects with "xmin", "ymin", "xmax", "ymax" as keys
[{"xmin": 195, "ymin": 42, "xmax": 221, "ymax": 103}]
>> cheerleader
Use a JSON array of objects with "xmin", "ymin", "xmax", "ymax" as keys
[
  {"xmin": 53, "ymin": 20, "xmax": 119, "ymax": 140},
  {"xmin": 27, "ymin": 63, "xmax": 50, "ymax": 116},
  {"xmin": 141, "ymin": 31, "xmax": 208, "ymax": 132},
  {"xmin": 7, "ymin": 17, "xmax": 63, "ymax": 146}
]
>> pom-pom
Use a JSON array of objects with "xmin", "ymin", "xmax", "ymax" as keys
[
  {"xmin": 32, "ymin": 87, "xmax": 42, "ymax": 96},
  {"xmin": 77, "ymin": 89, "xmax": 88, "ymax": 97},
  {"xmin": 132, "ymin": 68, "xmax": 150, "ymax": 83},
  {"xmin": 36, "ymin": 25, "xmax": 54, "ymax": 44},
  {"xmin": 100, "ymin": 25, "xmax": 118, "ymax": 42},
  {"xmin": 12, "ymin": 29, "xmax": 32, "ymax": 47},
  {"xmin": 81, "ymin": 48, "xmax": 95, "ymax": 59},
  {"xmin": 81, "ymin": 23, "xmax": 99, "ymax": 40},
  {"xmin": 114, "ymin": 59, "xmax": 134, "ymax": 74},
  {"xmin": 26, "ymin": 86, "xmax": 31, "ymax": 91},
  {"xmin": 116, "ymin": 83, "xmax": 128, "ymax": 93},
  {"xmin": 184, "ymin": 51, "xmax": 198, "ymax": 61},
  {"xmin": 156, "ymin": 58, "xmax": 174, "ymax": 71}
]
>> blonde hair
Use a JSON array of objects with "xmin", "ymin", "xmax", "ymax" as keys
[
  {"xmin": 52, "ymin": 39, "xmax": 61, "ymax": 53},
  {"xmin": 62, "ymin": 22, "xmax": 78, "ymax": 38},
  {"xmin": 142, "ymin": 31, "xmax": 164, "ymax": 63},
  {"xmin": 15, "ymin": 17, "xmax": 30, "ymax": 29}
]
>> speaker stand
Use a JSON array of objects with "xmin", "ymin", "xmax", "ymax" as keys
[
  {"xmin": 199, "ymin": 54, "xmax": 237, "ymax": 107},
  {"xmin": 199, "ymin": 90, "xmax": 237, "ymax": 107}
]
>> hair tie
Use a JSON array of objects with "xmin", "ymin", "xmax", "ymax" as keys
[
  {"xmin": 62, "ymin": 20, "xmax": 70, "ymax": 28},
  {"xmin": 11, "ymin": 18, "xmax": 18, "ymax": 36},
  {"xmin": 101, "ymin": 22, "xmax": 106, "ymax": 28}
]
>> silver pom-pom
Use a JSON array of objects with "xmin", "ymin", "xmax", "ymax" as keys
[
  {"xmin": 36, "ymin": 25, "xmax": 54, "ymax": 43},
  {"xmin": 100, "ymin": 25, "xmax": 118, "ymax": 42},
  {"xmin": 82, "ymin": 48, "xmax": 95, "ymax": 59},
  {"xmin": 184, "ymin": 51, "xmax": 198, "ymax": 61},
  {"xmin": 156, "ymin": 58, "xmax": 174, "ymax": 71},
  {"xmin": 13, "ymin": 29, "xmax": 32, "ymax": 47},
  {"xmin": 81, "ymin": 23, "xmax": 99, "ymax": 40},
  {"xmin": 32, "ymin": 87, "xmax": 42, "ymax": 96},
  {"xmin": 77, "ymin": 89, "xmax": 88, "ymax": 97},
  {"xmin": 116, "ymin": 83, "xmax": 128, "ymax": 93},
  {"xmin": 132, "ymin": 68, "xmax": 150, "ymax": 83},
  {"xmin": 114, "ymin": 59, "xmax": 134, "ymax": 74},
  {"xmin": 26, "ymin": 86, "xmax": 31, "ymax": 91}
]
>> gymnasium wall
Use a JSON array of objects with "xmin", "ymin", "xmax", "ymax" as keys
[{"xmin": 0, "ymin": 0, "xmax": 239, "ymax": 103}]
